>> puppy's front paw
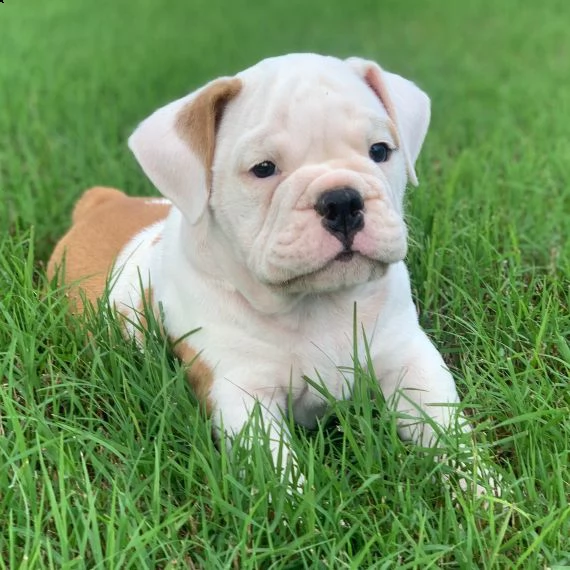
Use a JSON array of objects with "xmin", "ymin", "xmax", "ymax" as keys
[
  {"xmin": 456, "ymin": 464, "xmax": 503, "ymax": 500},
  {"xmin": 286, "ymin": 467, "xmax": 306, "ymax": 496},
  {"xmin": 441, "ymin": 447, "xmax": 504, "ymax": 505}
]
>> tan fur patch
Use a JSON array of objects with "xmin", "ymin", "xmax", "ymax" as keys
[
  {"xmin": 172, "ymin": 341, "xmax": 214, "ymax": 413},
  {"xmin": 132, "ymin": 289, "xmax": 213, "ymax": 410},
  {"xmin": 175, "ymin": 78, "xmax": 242, "ymax": 186},
  {"xmin": 128, "ymin": 287, "xmax": 159, "ymax": 340},
  {"xmin": 48, "ymin": 187, "xmax": 171, "ymax": 312},
  {"xmin": 125, "ymin": 288, "xmax": 213, "ymax": 411}
]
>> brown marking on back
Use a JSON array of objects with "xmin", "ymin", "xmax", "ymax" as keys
[
  {"xmin": 172, "ymin": 341, "xmax": 214, "ymax": 413},
  {"xmin": 71, "ymin": 187, "xmax": 125, "ymax": 224},
  {"xmin": 175, "ymin": 78, "xmax": 242, "ymax": 187},
  {"xmin": 48, "ymin": 187, "xmax": 171, "ymax": 312}
]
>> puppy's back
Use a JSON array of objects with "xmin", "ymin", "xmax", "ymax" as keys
[{"xmin": 48, "ymin": 187, "xmax": 170, "ymax": 311}]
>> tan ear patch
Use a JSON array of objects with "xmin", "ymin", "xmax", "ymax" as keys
[{"xmin": 175, "ymin": 78, "xmax": 242, "ymax": 186}]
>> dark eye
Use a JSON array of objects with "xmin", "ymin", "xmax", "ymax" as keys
[
  {"xmin": 250, "ymin": 161, "xmax": 277, "ymax": 178},
  {"xmin": 369, "ymin": 142, "xmax": 391, "ymax": 163}
]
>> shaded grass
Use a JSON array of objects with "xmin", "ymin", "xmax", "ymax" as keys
[{"xmin": 1, "ymin": 0, "xmax": 569, "ymax": 567}]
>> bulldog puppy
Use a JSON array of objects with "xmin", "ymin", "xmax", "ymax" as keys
[{"xmin": 49, "ymin": 53, "xmax": 482, "ymax": 491}]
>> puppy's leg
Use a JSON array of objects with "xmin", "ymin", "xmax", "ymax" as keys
[
  {"xmin": 373, "ymin": 328, "xmax": 500, "ymax": 497},
  {"xmin": 208, "ymin": 377, "xmax": 303, "ymax": 488},
  {"xmin": 374, "ymin": 328, "xmax": 464, "ymax": 446}
]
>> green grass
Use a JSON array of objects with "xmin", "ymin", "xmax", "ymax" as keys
[{"xmin": 1, "ymin": 0, "xmax": 569, "ymax": 567}]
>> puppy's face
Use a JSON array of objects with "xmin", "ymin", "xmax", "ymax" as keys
[
  {"xmin": 211, "ymin": 57, "xmax": 411, "ymax": 293},
  {"xmin": 129, "ymin": 54, "xmax": 430, "ymax": 295}
]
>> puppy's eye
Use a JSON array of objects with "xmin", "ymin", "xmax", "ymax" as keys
[
  {"xmin": 250, "ymin": 161, "xmax": 277, "ymax": 178},
  {"xmin": 369, "ymin": 142, "xmax": 391, "ymax": 163}
]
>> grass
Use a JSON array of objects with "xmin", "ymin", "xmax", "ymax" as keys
[{"xmin": 1, "ymin": 0, "xmax": 569, "ymax": 567}]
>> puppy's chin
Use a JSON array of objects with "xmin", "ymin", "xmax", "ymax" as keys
[{"xmin": 266, "ymin": 254, "xmax": 389, "ymax": 294}]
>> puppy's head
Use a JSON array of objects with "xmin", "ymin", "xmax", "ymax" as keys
[{"xmin": 129, "ymin": 54, "xmax": 430, "ymax": 295}]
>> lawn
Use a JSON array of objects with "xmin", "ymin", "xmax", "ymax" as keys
[{"xmin": 1, "ymin": 0, "xmax": 569, "ymax": 568}]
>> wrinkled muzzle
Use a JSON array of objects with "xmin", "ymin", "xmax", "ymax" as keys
[{"xmin": 248, "ymin": 168, "xmax": 408, "ymax": 292}]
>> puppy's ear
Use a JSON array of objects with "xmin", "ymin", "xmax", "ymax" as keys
[
  {"xmin": 346, "ymin": 58, "xmax": 430, "ymax": 186},
  {"xmin": 128, "ymin": 77, "xmax": 242, "ymax": 223}
]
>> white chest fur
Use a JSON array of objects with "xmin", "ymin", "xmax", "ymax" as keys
[{"xmin": 110, "ymin": 208, "xmax": 419, "ymax": 430}]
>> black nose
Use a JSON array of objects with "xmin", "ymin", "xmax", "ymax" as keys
[{"xmin": 315, "ymin": 188, "xmax": 365, "ymax": 245}]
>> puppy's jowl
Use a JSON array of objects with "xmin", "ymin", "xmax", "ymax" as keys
[{"xmin": 49, "ymin": 54, "xmax": 495, "ymax": 494}]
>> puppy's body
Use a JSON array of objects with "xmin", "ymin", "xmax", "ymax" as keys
[
  {"xmin": 52, "ymin": 186, "xmax": 455, "ymax": 437},
  {"xmin": 49, "ymin": 53, "xmax": 482, "ymax": 487}
]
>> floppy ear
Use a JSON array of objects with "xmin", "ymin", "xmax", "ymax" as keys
[
  {"xmin": 128, "ymin": 77, "xmax": 242, "ymax": 224},
  {"xmin": 346, "ymin": 57, "xmax": 430, "ymax": 186}
]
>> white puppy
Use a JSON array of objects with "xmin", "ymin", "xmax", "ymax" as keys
[{"xmin": 49, "ymin": 53, "xmax": 485, "ymax": 491}]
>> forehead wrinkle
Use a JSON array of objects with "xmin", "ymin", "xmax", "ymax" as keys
[
  {"xmin": 235, "ymin": 127, "xmax": 291, "ymax": 170},
  {"xmin": 283, "ymin": 89, "xmax": 385, "ymax": 161},
  {"xmin": 270, "ymin": 81, "xmax": 337, "ymax": 152},
  {"xmin": 231, "ymin": 69, "xmax": 396, "ymax": 167}
]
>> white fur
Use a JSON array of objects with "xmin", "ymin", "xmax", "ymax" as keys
[{"xmin": 112, "ymin": 54, "xmax": 497, "ymax": 496}]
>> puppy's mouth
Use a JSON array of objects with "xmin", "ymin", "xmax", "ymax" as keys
[
  {"xmin": 334, "ymin": 249, "xmax": 355, "ymax": 262},
  {"xmin": 266, "ymin": 251, "xmax": 388, "ymax": 294}
]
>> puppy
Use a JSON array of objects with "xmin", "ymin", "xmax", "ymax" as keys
[{"xmin": 49, "ymin": 53, "xmax": 487, "ymax": 491}]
